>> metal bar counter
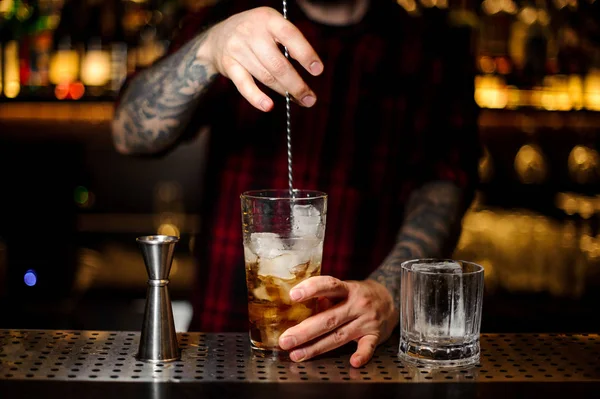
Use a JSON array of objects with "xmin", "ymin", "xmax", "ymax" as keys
[{"xmin": 0, "ymin": 330, "xmax": 598, "ymax": 398}]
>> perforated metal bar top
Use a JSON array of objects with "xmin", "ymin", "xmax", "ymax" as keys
[{"xmin": 0, "ymin": 331, "xmax": 598, "ymax": 383}]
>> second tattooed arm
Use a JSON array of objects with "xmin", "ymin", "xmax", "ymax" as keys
[{"xmin": 368, "ymin": 180, "xmax": 466, "ymax": 313}]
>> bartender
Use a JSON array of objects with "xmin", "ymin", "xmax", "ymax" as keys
[{"xmin": 111, "ymin": 0, "xmax": 480, "ymax": 368}]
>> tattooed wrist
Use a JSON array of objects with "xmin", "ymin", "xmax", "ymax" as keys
[
  {"xmin": 112, "ymin": 32, "xmax": 218, "ymax": 154},
  {"xmin": 368, "ymin": 181, "xmax": 464, "ymax": 315}
]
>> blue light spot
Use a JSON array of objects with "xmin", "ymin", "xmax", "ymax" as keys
[{"xmin": 24, "ymin": 270, "xmax": 37, "ymax": 287}]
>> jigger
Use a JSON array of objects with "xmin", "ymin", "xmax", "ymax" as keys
[{"xmin": 136, "ymin": 235, "xmax": 180, "ymax": 363}]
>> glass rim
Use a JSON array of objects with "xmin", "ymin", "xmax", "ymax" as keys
[
  {"xmin": 136, "ymin": 235, "xmax": 179, "ymax": 244},
  {"xmin": 401, "ymin": 258, "xmax": 484, "ymax": 276},
  {"xmin": 241, "ymin": 189, "xmax": 327, "ymax": 201}
]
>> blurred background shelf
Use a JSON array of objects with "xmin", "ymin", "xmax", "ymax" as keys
[{"xmin": 0, "ymin": 101, "xmax": 113, "ymax": 121}]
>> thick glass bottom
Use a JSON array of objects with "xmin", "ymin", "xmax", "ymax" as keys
[
  {"xmin": 250, "ymin": 340, "xmax": 290, "ymax": 360},
  {"xmin": 398, "ymin": 337, "xmax": 480, "ymax": 369}
]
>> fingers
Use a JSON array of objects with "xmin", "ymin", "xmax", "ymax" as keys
[
  {"xmin": 266, "ymin": 17, "xmax": 323, "ymax": 76},
  {"xmin": 214, "ymin": 7, "xmax": 322, "ymax": 108},
  {"xmin": 249, "ymin": 40, "xmax": 316, "ymax": 106},
  {"xmin": 350, "ymin": 335, "xmax": 378, "ymax": 368},
  {"xmin": 278, "ymin": 278, "xmax": 389, "ymax": 368},
  {"xmin": 286, "ymin": 319, "xmax": 363, "ymax": 363},
  {"xmin": 237, "ymin": 49, "xmax": 288, "ymax": 98},
  {"xmin": 280, "ymin": 278, "xmax": 354, "ymax": 351},
  {"xmin": 289, "ymin": 276, "xmax": 350, "ymax": 302},
  {"xmin": 279, "ymin": 302, "xmax": 355, "ymax": 351},
  {"xmin": 226, "ymin": 60, "xmax": 274, "ymax": 112}
]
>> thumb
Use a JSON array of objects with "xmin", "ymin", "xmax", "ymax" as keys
[{"xmin": 350, "ymin": 335, "xmax": 378, "ymax": 368}]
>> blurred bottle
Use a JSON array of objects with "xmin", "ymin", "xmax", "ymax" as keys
[
  {"xmin": 125, "ymin": 0, "xmax": 182, "ymax": 72},
  {"xmin": 106, "ymin": 0, "xmax": 128, "ymax": 94},
  {"xmin": 17, "ymin": 0, "xmax": 34, "ymax": 96},
  {"xmin": 507, "ymin": 1, "xmax": 529, "ymax": 87},
  {"xmin": 476, "ymin": 0, "xmax": 516, "ymax": 109},
  {"xmin": 521, "ymin": 0, "xmax": 553, "ymax": 87},
  {"xmin": 3, "ymin": 0, "xmax": 190, "ymax": 99},
  {"xmin": 478, "ymin": 0, "xmax": 514, "ymax": 62},
  {"xmin": 556, "ymin": 1, "xmax": 591, "ymax": 76},
  {"xmin": 25, "ymin": 0, "xmax": 61, "ymax": 97},
  {"xmin": 51, "ymin": 0, "xmax": 92, "ymax": 99},
  {"xmin": 136, "ymin": 0, "xmax": 167, "ymax": 69},
  {"xmin": 0, "ymin": 0, "xmax": 28, "ymax": 99},
  {"xmin": 122, "ymin": 0, "xmax": 148, "ymax": 75},
  {"xmin": 80, "ymin": 0, "xmax": 113, "ymax": 96},
  {"xmin": 0, "ymin": 0, "xmax": 9, "ymax": 97}
]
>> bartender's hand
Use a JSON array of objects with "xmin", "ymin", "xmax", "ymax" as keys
[
  {"xmin": 203, "ymin": 6, "xmax": 323, "ymax": 111},
  {"xmin": 278, "ymin": 276, "xmax": 398, "ymax": 368}
]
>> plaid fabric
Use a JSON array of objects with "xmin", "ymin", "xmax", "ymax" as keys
[{"xmin": 127, "ymin": 0, "xmax": 481, "ymax": 332}]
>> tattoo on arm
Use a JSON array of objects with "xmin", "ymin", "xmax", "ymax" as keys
[
  {"xmin": 112, "ymin": 32, "xmax": 217, "ymax": 154},
  {"xmin": 369, "ymin": 181, "xmax": 464, "ymax": 313}
]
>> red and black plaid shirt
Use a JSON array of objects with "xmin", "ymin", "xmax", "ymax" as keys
[{"xmin": 129, "ymin": 0, "xmax": 480, "ymax": 332}]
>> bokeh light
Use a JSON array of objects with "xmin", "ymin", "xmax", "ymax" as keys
[
  {"xmin": 24, "ymin": 269, "xmax": 37, "ymax": 287},
  {"xmin": 158, "ymin": 223, "xmax": 180, "ymax": 238},
  {"xmin": 514, "ymin": 144, "xmax": 548, "ymax": 184},
  {"xmin": 74, "ymin": 186, "xmax": 89, "ymax": 205},
  {"xmin": 568, "ymin": 146, "xmax": 600, "ymax": 184}
]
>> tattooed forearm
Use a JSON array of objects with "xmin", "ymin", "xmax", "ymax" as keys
[
  {"xmin": 112, "ymin": 32, "xmax": 217, "ymax": 154},
  {"xmin": 369, "ymin": 181, "xmax": 464, "ymax": 312}
]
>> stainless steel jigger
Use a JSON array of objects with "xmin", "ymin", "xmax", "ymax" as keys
[{"xmin": 136, "ymin": 235, "xmax": 180, "ymax": 363}]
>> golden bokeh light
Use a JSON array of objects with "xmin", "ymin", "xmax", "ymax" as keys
[
  {"xmin": 584, "ymin": 69, "xmax": 600, "ymax": 111},
  {"xmin": 435, "ymin": 0, "xmax": 448, "ymax": 9},
  {"xmin": 49, "ymin": 49, "xmax": 80, "ymax": 85},
  {"xmin": 537, "ymin": 10, "xmax": 550, "ymax": 26},
  {"xmin": 81, "ymin": 49, "xmax": 111, "ymax": 87},
  {"xmin": 555, "ymin": 192, "xmax": 578, "ymax": 216},
  {"xmin": 157, "ymin": 223, "xmax": 180, "ymax": 238},
  {"xmin": 397, "ymin": 0, "xmax": 418, "ymax": 13},
  {"xmin": 541, "ymin": 75, "xmax": 573, "ymax": 111},
  {"xmin": 481, "ymin": 0, "xmax": 518, "ymax": 14},
  {"xmin": 568, "ymin": 75, "xmax": 584, "ymax": 110},
  {"xmin": 514, "ymin": 144, "xmax": 547, "ymax": 184},
  {"xmin": 555, "ymin": 192, "xmax": 600, "ymax": 219},
  {"xmin": 553, "ymin": 0, "xmax": 568, "ymax": 9},
  {"xmin": 479, "ymin": 56, "xmax": 496, "ymax": 74},
  {"xmin": 454, "ymin": 206, "xmax": 594, "ymax": 298},
  {"xmin": 568, "ymin": 146, "xmax": 600, "ymax": 184},
  {"xmin": 0, "ymin": 0, "xmax": 13, "ymax": 15},
  {"xmin": 3, "ymin": 40, "xmax": 20, "ymax": 98},
  {"xmin": 475, "ymin": 75, "xmax": 508, "ymax": 109},
  {"xmin": 518, "ymin": 6, "xmax": 537, "ymax": 25},
  {"xmin": 503, "ymin": 0, "xmax": 517, "ymax": 14},
  {"xmin": 481, "ymin": 0, "xmax": 499, "ymax": 14},
  {"xmin": 579, "ymin": 200, "xmax": 595, "ymax": 220}
]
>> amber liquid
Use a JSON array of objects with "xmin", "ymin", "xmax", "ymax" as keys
[{"xmin": 245, "ymin": 260, "xmax": 320, "ymax": 352}]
